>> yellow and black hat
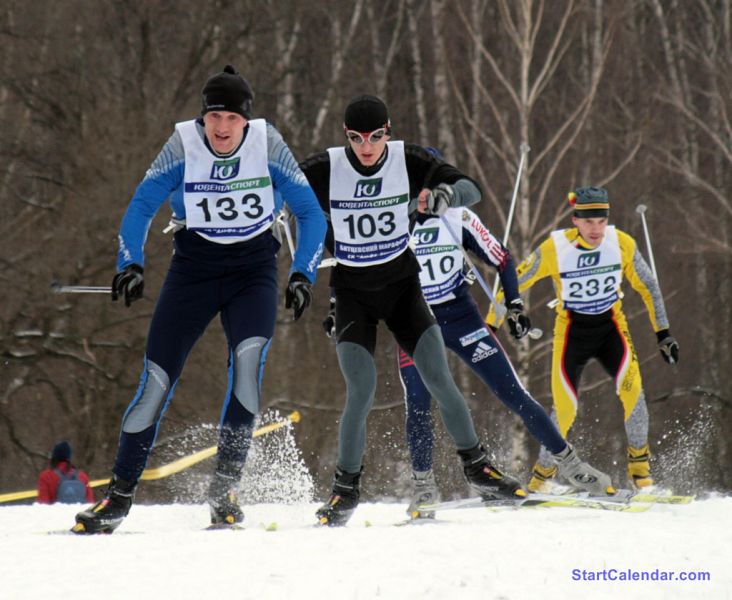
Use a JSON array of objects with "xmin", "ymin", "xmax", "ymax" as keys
[{"xmin": 568, "ymin": 186, "xmax": 609, "ymax": 218}]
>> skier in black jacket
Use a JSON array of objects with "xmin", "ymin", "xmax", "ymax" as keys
[{"xmin": 300, "ymin": 95, "xmax": 533, "ymax": 526}]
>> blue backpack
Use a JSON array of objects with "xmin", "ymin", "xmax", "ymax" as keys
[{"xmin": 54, "ymin": 468, "xmax": 87, "ymax": 503}]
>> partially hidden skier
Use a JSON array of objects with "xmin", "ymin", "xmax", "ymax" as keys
[{"xmin": 398, "ymin": 164, "xmax": 613, "ymax": 517}]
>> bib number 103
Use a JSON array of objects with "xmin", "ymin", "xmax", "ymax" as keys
[
  {"xmin": 344, "ymin": 212, "xmax": 396, "ymax": 238},
  {"xmin": 196, "ymin": 194, "xmax": 263, "ymax": 221}
]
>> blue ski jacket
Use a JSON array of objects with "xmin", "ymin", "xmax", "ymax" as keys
[{"xmin": 116, "ymin": 119, "xmax": 325, "ymax": 282}]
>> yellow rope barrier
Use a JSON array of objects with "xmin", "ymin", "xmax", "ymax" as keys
[{"xmin": 0, "ymin": 410, "xmax": 301, "ymax": 504}]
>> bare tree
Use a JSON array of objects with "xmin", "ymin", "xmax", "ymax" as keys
[
  {"xmin": 310, "ymin": 1, "xmax": 365, "ymax": 149},
  {"xmin": 406, "ymin": 0, "xmax": 429, "ymax": 142}
]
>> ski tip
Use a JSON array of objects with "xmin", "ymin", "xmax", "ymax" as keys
[
  {"xmin": 205, "ymin": 523, "xmax": 245, "ymax": 531},
  {"xmin": 606, "ymin": 486, "xmax": 617, "ymax": 495},
  {"xmin": 396, "ymin": 515, "xmax": 440, "ymax": 527},
  {"xmin": 318, "ymin": 516, "xmax": 329, "ymax": 526},
  {"xmin": 264, "ymin": 522, "xmax": 278, "ymax": 532},
  {"xmin": 515, "ymin": 488, "xmax": 528, "ymax": 498}
]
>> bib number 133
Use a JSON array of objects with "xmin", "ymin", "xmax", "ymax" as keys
[{"xmin": 196, "ymin": 194, "xmax": 263, "ymax": 221}]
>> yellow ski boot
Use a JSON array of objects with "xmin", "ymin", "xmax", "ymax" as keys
[
  {"xmin": 528, "ymin": 464, "xmax": 558, "ymax": 493},
  {"xmin": 628, "ymin": 444, "xmax": 653, "ymax": 488}
]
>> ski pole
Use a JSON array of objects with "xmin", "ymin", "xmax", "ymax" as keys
[
  {"xmin": 439, "ymin": 215, "xmax": 541, "ymax": 340},
  {"xmin": 636, "ymin": 204, "xmax": 659, "ymax": 284},
  {"xmin": 487, "ymin": 144, "xmax": 542, "ymax": 339},
  {"xmin": 276, "ymin": 209, "xmax": 296, "ymax": 258},
  {"xmin": 492, "ymin": 143, "xmax": 530, "ymax": 299},
  {"xmin": 50, "ymin": 282, "xmax": 111, "ymax": 294},
  {"xmin": 277, "ymin": 210, "xmax": 335, "ymax": 270}
]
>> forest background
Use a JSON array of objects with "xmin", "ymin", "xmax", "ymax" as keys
[{"xmin": 1, "ymin": 0, "xmax": 730, "ymax": 503}]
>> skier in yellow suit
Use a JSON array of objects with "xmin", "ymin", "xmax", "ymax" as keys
[{"xmin": 488, "ymin": 187, "xmax": 679, "ymax": 491}]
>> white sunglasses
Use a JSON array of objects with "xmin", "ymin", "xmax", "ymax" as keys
[{"xmin": 344, "ymin": 127, "xmax": 388, "ymax": 145}]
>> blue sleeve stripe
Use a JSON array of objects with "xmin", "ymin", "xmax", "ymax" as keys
[
  {"xmin": 267, "ymin": 123, "xmax": 309, "ymax": 186},
  {"xmin": 271, "ymin": 163, "xmax": 326, "ymax": 281},
  {"xmin": 266, "ymin": 124, "xmax": 326, "ymax": 282},
  {"xmin": 145, "ymin": 147, "xmax": 184, "ymax": 181}
]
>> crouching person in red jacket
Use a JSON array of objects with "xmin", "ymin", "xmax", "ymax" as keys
[{"xmin": 37, "ymin": 441, "xmax": 95, "ymax": 504}]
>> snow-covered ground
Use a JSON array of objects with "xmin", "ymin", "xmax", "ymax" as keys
[{"xmin": 1, "ymin": 496, "xmax": 730, "ymax": 600}]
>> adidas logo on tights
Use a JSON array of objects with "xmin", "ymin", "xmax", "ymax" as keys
[{"xmin": 471, "ymin": 341, "xmax": 497, "ymax": 363}]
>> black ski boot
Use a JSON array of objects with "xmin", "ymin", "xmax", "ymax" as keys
[
  {"xmin": 208, "ymin": 462, "xmax": 244, "ymax": 527},
  {"xmin": 458, "ymin": 445, "xmax": 527, "ymax": 500},
  {"xmin": 72, "ymin": 475, "xmax": 136, "ymax": 534},
  {"xmin": 316, "ymin": 467, "xmax": 361, "ymax": 527}
]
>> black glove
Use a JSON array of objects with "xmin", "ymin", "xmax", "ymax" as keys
[
  {"xmin": 424, "ymin": 183, "xmax": 454, "ymax": 216},
  {"xmin": 285, "ymin": 272, "xmax": 312, "ymax": 321},
  {"xmin": 111, "ymin": 264, "xmax": 144, "ymax": 307},
  {"xmin": 322, "ymin": 299, "xmax": 336, "ymax": 338},
  {"xmin": 506, "ymin": 298, "xmax": 531, "ymax": 339},
  {"xmin": 656, "ymin": 329, "xmax": 679, "ymax": 364}
]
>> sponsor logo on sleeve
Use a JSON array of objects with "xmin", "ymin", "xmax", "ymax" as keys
[{"xmin": 459, "ymin": 327, "xmax": 490, "ymax": 347}]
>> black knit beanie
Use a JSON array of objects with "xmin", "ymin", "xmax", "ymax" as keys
[
  {"xmin": 201, "ymin": 65, "xmax": 254, "ymax": 119},
  {"xmin": 51, "ymin": 441, "xmax": 72, "ymax": 464},
  {"xmin": 344, "ymin": 95, "xmax": 390, "ymax": 132}
]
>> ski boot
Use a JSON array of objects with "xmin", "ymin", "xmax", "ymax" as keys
[
  {"xmin": 316, "ymin": 467, "xmax": 361, "ymax": 527},
  {"xmin": 553, "ymin": 444, "xmax": 615, "ymax": 496},
  {"xmin": 72, "ymin": 475, "xmax": 135, "ymax": 534},
  {"xmin": 628, "ymin": 444, "xmax": 654, "ymax": 489},
  {"xmin": 458, "ymin": 445, "xmax": 527, "ymax": 500},
  {"xmin": 528, "ymin": 464, "xmax": 558, "ymax": 493},
  {"xmin": 406, "ymin": 469, "xmax": 441, "ymax": 519},
  {"xmin": 208, "ymin": 463, "xmax": 244, "ymax": 527}
]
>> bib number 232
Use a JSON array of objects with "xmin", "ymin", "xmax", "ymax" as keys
[
  {"xmin": 567, "ymin": 275, "xmax": 618, "ymax": 298},
  {"xmin": 196, "ymin": 194, "xmax": 263, "ymax": 222}
]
